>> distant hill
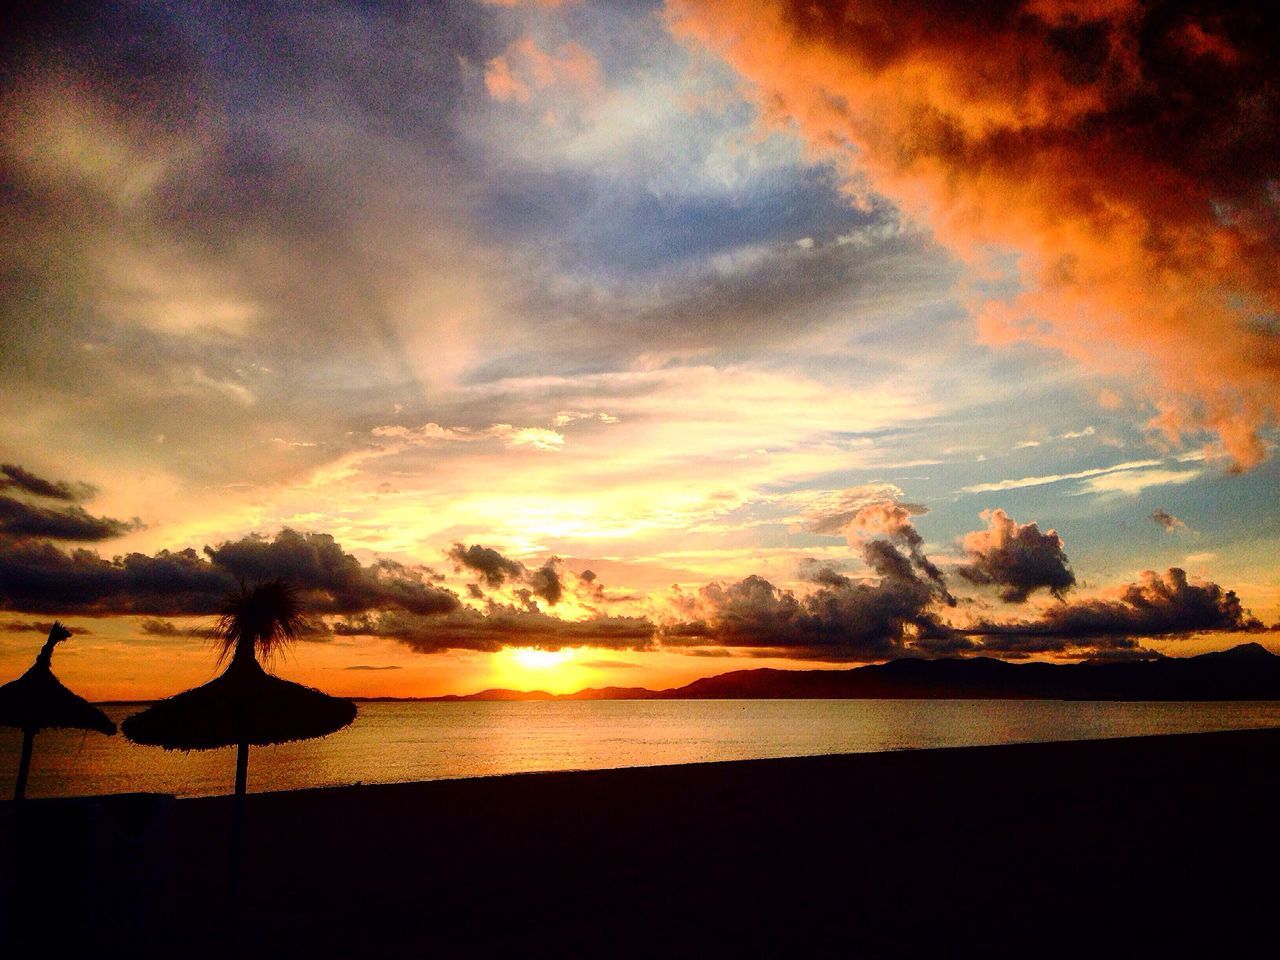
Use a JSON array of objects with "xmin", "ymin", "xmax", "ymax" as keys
[{"xmin": 414, "ymin": 643, "xmax": 1280, "ymax": 702}]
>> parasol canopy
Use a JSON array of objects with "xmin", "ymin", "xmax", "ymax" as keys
[
  {"xmin": 121, "ymin": 654, "xmax": 356, "ymax": 750},
  {"xmin": 121, "ymin": 580, "xmax": 356, "ymax": 750},
  {"xmin": 0, "ymin": 622, "xmax": 116, "ymax": 736}
]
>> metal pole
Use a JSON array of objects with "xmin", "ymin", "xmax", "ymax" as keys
[
  {"xmin": 227, "ymin": 738, "xmax": 249, "ymax": 952},
  {"xmin": 13, "ymin": 728, "xmax": 34, "ymax": 801}
]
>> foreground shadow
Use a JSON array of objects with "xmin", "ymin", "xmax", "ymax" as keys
[{"xmin": 4, "ymin": 728, "xmax": 1278, "ymax": 957}]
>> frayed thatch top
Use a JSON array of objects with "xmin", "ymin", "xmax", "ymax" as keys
[
  {"xmin": 122, "ymin": 581, "xmax": 356, "ymax": 750},
  {"xmin": 121, "ymin": 654, "xmax": 356, "ymax": 751},
  {"xmin": 0, "ymin": 623, "xmax": 116, "ymax": 735}
]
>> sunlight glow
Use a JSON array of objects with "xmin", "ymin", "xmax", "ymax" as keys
[
  {"xmin": 511, "ymin": 648, "xmax": 574, "ymax": 670},
  {"xmin": 481, "ymin": 646, "xmax": 597, "ymax": 695}
]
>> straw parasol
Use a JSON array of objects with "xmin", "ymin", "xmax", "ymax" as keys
[
  {"xmin": 121, "ymin": 580, "xmax": 356, "ymax": 935},
  {"xmin": 120, "ymin": 635, "xmax": 357, "ymax": 751},
  {"xmin": 0, "ymin": 622, "xmax": 117, "ymax": 801}
]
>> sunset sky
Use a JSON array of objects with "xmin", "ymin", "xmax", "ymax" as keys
[{"xmin": 2, "ymin": 0, "xmax": 1277, "ymax": 700}]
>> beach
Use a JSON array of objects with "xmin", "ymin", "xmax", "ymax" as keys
[{"xmin": 6, "ymin": 727, "xmax": 1279, "ymax": 957}]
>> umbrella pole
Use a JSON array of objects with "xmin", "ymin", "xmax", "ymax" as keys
[
  {"xmin": 13, "ymin": 727, "xmax": 34, "ymax": 801},
  {"xmin": 227, "ymin": 737, "xmax": 249, "ymax": 950}
]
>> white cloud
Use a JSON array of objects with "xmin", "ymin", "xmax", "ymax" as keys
[
  {"xmin": 962, "ymin": 460, "xmax": 1162, "ymax": 494},
  {"xmin": 1077, "ymin": 467, "xmax": 1201, "ymax": 496},
  {"xmin": 1014, "ymin": 425, "xmax": 1095, "ymax": 449},
  {"xmin": 486, "ymin": 424, "xmax": 566, "ymax": 451},
  {"xmin": 371, "ymin": 422, "xmax": 566, "ymax": 451},
  {"xmin": 372, "ymin": 423, "xmax": 473, "ymax": 443},
  {"xmin": 551, "ymin": 411, "xmax": 620, "ymax": 427}
]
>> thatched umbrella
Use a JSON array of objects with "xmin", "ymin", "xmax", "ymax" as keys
[
  {"xmin": 122, "ymin": 580, "xmax": 356, "ymax": 931},
  {"xmin": 0, "ymin": 622, "xmax": 117, "ymax": 801}
]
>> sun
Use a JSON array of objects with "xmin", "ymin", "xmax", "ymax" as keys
[
  {"xmin": 510, "ymin": 647, "xmax": 573, "ymax": 670},
  {"xmin": 487, "ymin": 647, "xmax": 589, "ymax": 694}
]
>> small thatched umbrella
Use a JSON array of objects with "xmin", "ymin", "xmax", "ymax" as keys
[
  {"xmin": 0, "ymin": 622, "xmax": 117, "ymax": 801},
  {"xmin": 122, "ymin": 580, "xmax": 356, "ymax": 930}
]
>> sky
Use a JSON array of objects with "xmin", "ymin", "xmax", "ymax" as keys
[{"xmin": 1, "ymin": 0, "xmax": 1277, "ymax": 700}]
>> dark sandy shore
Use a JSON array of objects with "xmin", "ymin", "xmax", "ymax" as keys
[{"xmin": 5, "ymin": 728, "xmax": 1280, "ymax": 957}]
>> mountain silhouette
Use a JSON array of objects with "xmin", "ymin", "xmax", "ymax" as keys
[{"xmin": 415, "ymin": 643, "xmax": 1280, "ymax": 702}]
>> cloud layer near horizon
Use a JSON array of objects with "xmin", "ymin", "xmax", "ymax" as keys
[
  {"xmin": 0, "ymin": 467, "xmax": 1268, "ymax": 662},
  {"xmin": 973, "ymin": 567, "xmax": 1263, "ymax": 656},
  {"xmin": 670, "ymin": 0, "xmax": 1280, "ymax": 467}
]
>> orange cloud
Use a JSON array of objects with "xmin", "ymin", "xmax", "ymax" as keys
[
  {"xmin": 669, "ymin": 0, "xmax": 1280, "ymax": 468},
  {"xmin": 484, "ymin": 36, "xmax": 603, "ymax": 105}
]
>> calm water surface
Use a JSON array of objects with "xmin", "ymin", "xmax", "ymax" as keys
[{"xmin": 4, "ymin": 699, "xmax": 1280, "ymax": 799}]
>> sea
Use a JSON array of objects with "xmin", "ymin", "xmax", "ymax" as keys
[{"xmin": 5, "ymin": 699, "xmax": 1280, "ymax": 799}]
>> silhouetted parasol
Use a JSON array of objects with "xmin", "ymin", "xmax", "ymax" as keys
[
  {"xmin": 120, "ymin": 651, "xmax": 357, "ymax": 750},
  {"xmin": 1, "ymin": 622, "xmax": 116, "ymax": 801},
  {"xmin": 121, "ymin": 580, "xmax": 356, "ymax": 939},
  {"xmin": 122, "ymin": 578, "xmax": 356, "ymax": 751}
]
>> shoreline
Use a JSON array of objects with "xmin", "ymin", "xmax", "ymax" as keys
[
  {"xmin": 14, "ymin": 701, "xmax": 1280, "ymax": 802},
  {"xmin": 188, "ymin": 721, "xmax": 1280, "ymax": 800},
  {"xmin": 7, "ymin": 727, "xmax": 1280, "ymax": 956},
  {"xmin": 87, "ymin": 696, "xmax": 1280, "ymax": 711}
]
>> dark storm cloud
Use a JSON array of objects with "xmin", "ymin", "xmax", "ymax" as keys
[
  {"xmin": 0, "ymin": 528, "xmax": 457, "ymax": 617},
  {"xmin": 1, "ymin": 619, "xmax": 90, "ymax": 635},
  {"xmin": 0, "ymin": 464, "xmax": 95, "ymax": 502},
  {"xmin": 805, "ymin": 493, "xmax": 943, "ymax": 593},
  {"xmin": 512, "ymin": 587, "xmax": 538, "ymax": 613},
  {"xmin": 805, "ymin": 566, "xmax": 853, "ymax": 589},
  {"xmin": 860, "ymin": 506, "xmax": 952, "ymax": 604},
  {"xmin": 448, "ymin": 543, "xmax": 525, "ymax": 587},
  {"xmin": 972, "ymin": 631, "xmax": 1145, "ymax": 658},
  {"xmin": 663, "ymin": 488, "xmax": 965, "ymax": 660},
  {"xmin": 0, "ymin": 494, "xmax": 140, "ymax": 542},
  {"xmin": 957, "ymin": 509, "xmax": 1075, "ymax": 603},
  {"xmin": 674, "ymin": 557, "xmax": 1265, "ymax": 662},
  {"xmin": 836, "ymin": 498, "xmax": 955, "ymax": 606},
  {"xmin": 0, "ymin": 524, "xmax": 663, "ymax": 653},
  {"xmin": 0, "ymin": 540, "xmax": 237, "ymax": 615},
  {"xmin": 660, "ymin": 504, "xmax": 1265, "ymax": 662},
  {"xmin": 526, "ymin": 559, "xmax": 564, "ymax": 606},
  {"xmin": 0, "ymin": 464, "xmax": 140, "ymax": 542},
  {"xmin": 449, "ymin": 544, "xmax": 566, "ymax": 606},
  {"xmin": 333, "ymin": 605, "xmax": 656, "ymax": 654},
  {"xmin": 207, "ymin": 530, "xmax": 459, "ymax": 617},
  {"xmin": 577, "ymin": 568, "xmax": 605, "ymax": 604},
  {"xmin": 910, "ymin": 632, "xmax": 981, "ymax": 656},
  {"xmin": 139, "ymin": 617, "xmax": 182, "ymax": 636},
  {"xmin": 665, "ymin": 532, "xmax": 955, "ymax": 661},
  {"xmin": 971, "ymin": 568, "xmax": 1263, "ymax": 650}
]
